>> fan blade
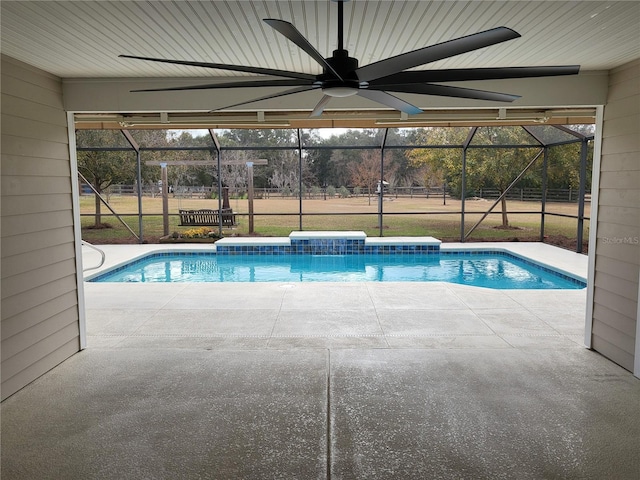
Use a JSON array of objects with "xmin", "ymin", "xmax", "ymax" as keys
[
  {"xmin": 355, "ymin": 27, "xmax": 520, "ymax": 82},
  {"xmin": 210, "ymin": 85, "xmax": 319, "ymax": 112},
  {"xmin": 310, "ymin": 95, "xmax": 332, "ymax": 117},
  {"xmin": 131, "ymin": 79, "xmax": 314, "ymax": 93},
  {"xmin": 264, "ymin": 19, "xmax": 343, "ymax": 80},
  {"xmin": 369, "ymin": 83, "xmax": 520, "ymax": 102},
  {"xmin": 119, "ymin": 54, "xmax": 315, "ymax": 80},
  {"xmin": 370, "ymin": 66, "xmax": 581, "ymax": 85},
  {"xmin": 357, "ymin": 89, "xmax": 422, "ymax": 115}
]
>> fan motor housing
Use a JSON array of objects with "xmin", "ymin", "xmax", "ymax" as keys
[{"xmin": 326, "ymin": 49, "xmax": 359, "ymax": 79}]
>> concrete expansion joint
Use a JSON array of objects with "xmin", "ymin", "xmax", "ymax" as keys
[
  {"xmin": 92, "ymin": 333, "xmax": 577, "ymax": 339},
  {"xmin": 502, "ymin": 333, "xmax": 570, "ymax": 337},
  {"xmin": 270, "ymin": 334, "xmax": 386, "ymax": 338},
  {"xmin": 110, "ymin": 333, "xmax": 274, "ymax": 338},
  {"xmin": 385, "ymin": 333, "xmax": 495, "ymax": 337}
]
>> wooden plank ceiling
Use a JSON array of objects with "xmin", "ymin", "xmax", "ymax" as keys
[
  {"xmin": 1, "ymin": 1, "xmax": 638, "ymax": 127},
  {"xmin": 2, "ymin": 1, "xmax": 638, "ymax": 78}
]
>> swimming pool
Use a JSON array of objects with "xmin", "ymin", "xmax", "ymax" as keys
[{"xmin": 89, "ymin": 251, "xmax": 585, "ymax": 289}]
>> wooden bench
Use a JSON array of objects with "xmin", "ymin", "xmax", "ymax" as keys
[{"xmin": 178, "ymin": 208, "xmax": 236, "ymax": 227}]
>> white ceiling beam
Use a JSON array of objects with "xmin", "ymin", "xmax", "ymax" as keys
[{"xmin": 63, "ymin": 72, "xmax": 609, "ymax": 115}]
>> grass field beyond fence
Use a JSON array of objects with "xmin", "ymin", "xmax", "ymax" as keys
[{"xmin": 80, "ymin": 195, "xmax": 589, "ymax": 252}]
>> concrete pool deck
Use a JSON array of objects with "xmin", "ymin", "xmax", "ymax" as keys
[
  {"xmin": 3, "ymin": 242, "xmax": 639, "ymax": 479},
  {"xmin": 81, "ymin": 242, "xmax": 589, "ymax": 350}
]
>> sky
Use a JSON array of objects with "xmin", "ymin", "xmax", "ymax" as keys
[{"xmin": 179, "ymin": 128, "xmax": 350, "ymax": 139}]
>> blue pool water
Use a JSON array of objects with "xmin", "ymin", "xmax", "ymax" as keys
[{"xmin": 90, "ymin": 252, "xmax": 585, "ymax": 289}]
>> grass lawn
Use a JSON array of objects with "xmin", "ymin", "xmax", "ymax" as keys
[{"xmin": 79, "ymin": 194, "xmax": 589, "ymax": 251}]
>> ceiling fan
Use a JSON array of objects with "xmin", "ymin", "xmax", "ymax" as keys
[{"xmin": 120, "ymin": 0, "xmax": 580, "ymax": 117}]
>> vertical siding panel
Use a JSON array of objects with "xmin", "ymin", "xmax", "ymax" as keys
[
  {"xmin": 0, "ymin": 55, "xmax": 80, "ymax": 400},
  {"xmin": 591, "ymin": 59, "xmax": 640, "ymax": 372}
]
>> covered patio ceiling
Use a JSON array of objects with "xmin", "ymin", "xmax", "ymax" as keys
[{"xmin": 2, "ymin": 1, "xmax": 638, "ymax": 128}]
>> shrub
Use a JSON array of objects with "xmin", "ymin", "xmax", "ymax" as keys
[
  {"xmin": 310, "ymin": 185, "xmax": 322, "ymax": 198},
  {"xmin": 181, "ymin": 227, "xmax": 217, "ymax": 238}
]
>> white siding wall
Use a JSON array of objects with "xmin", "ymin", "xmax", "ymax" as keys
[
  {"xmin": 1, "ymin": 55, "xmax": 80, "ymax": 400},
  {"xmin": 591, "ymin": 59, "xmax": 640, "ymax": 372}
]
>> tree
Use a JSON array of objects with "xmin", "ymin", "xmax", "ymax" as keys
[
  {"xmin": 547, "ymin": 141, "xmax": 593, "ymax": 193},
  {"xmin": 217, "ymin": 129, "xmax": 305, "ymax": 191},
  {"xmin": 407, "ymin": 127, "xmax": 468, "ymax": 196},
  {"xmin": 409, "ymin": 126, "xmax": 543, "ymax": 227},
  {"xmin": 411, "ymin": 164, "xmax": 444, "ymax": 191},
  {"xmin": 76, "ymin": 130, "xmax": 138, "ymax": 227},
  {"xmin": 308, "ymin": 146, "xmax": 333, "ymax": 188},
  {"xmin": 467, "ymin": 127, "xmax": 543, "ymax": 227},
  {"xmin": 308, "ymin": 129, "xmax": 382, "ymax": 188},
  {"xmin": 381, "ymin": 129, "xmax": 425, "ymax": 189},
  {"xmin": 174, "ymin": 132, "xmax": 218, "ymax": 188},
  {"xmin": 349, "ymin": 150, "xmax": 382, "ymax": 205},
  {"xmin": 269, "ymin": 149, "xmax": 300, "ymax": 195},
  {"xmin": 219, "ymin": 150, "xmax": 250, "ymax": 196}
]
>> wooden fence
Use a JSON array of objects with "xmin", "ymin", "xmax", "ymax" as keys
[
  {"xmin": 471, "ymin": 188, "xmax": 590, "ymax": 203},
  {"xmin": 85, "ymin": 184, "xmax": 588, "ymax": 203}
]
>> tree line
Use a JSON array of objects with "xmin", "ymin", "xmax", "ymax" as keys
[{"xmin": 77, "ymin": 126, "xmax": 592, "ymax": 227}]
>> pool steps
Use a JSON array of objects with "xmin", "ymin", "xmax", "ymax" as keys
[{"xmin": 214, "ymin": 231, "xmax": 441, "ymax": 255}]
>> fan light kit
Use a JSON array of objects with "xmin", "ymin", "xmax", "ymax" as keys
[
  {"xmin": 322, "ymin": 86, "xmax": 359, "ymax": 97},
  {"xmin": 120, "ymin": 0, "xmax": 579, "ymax": 117}
]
